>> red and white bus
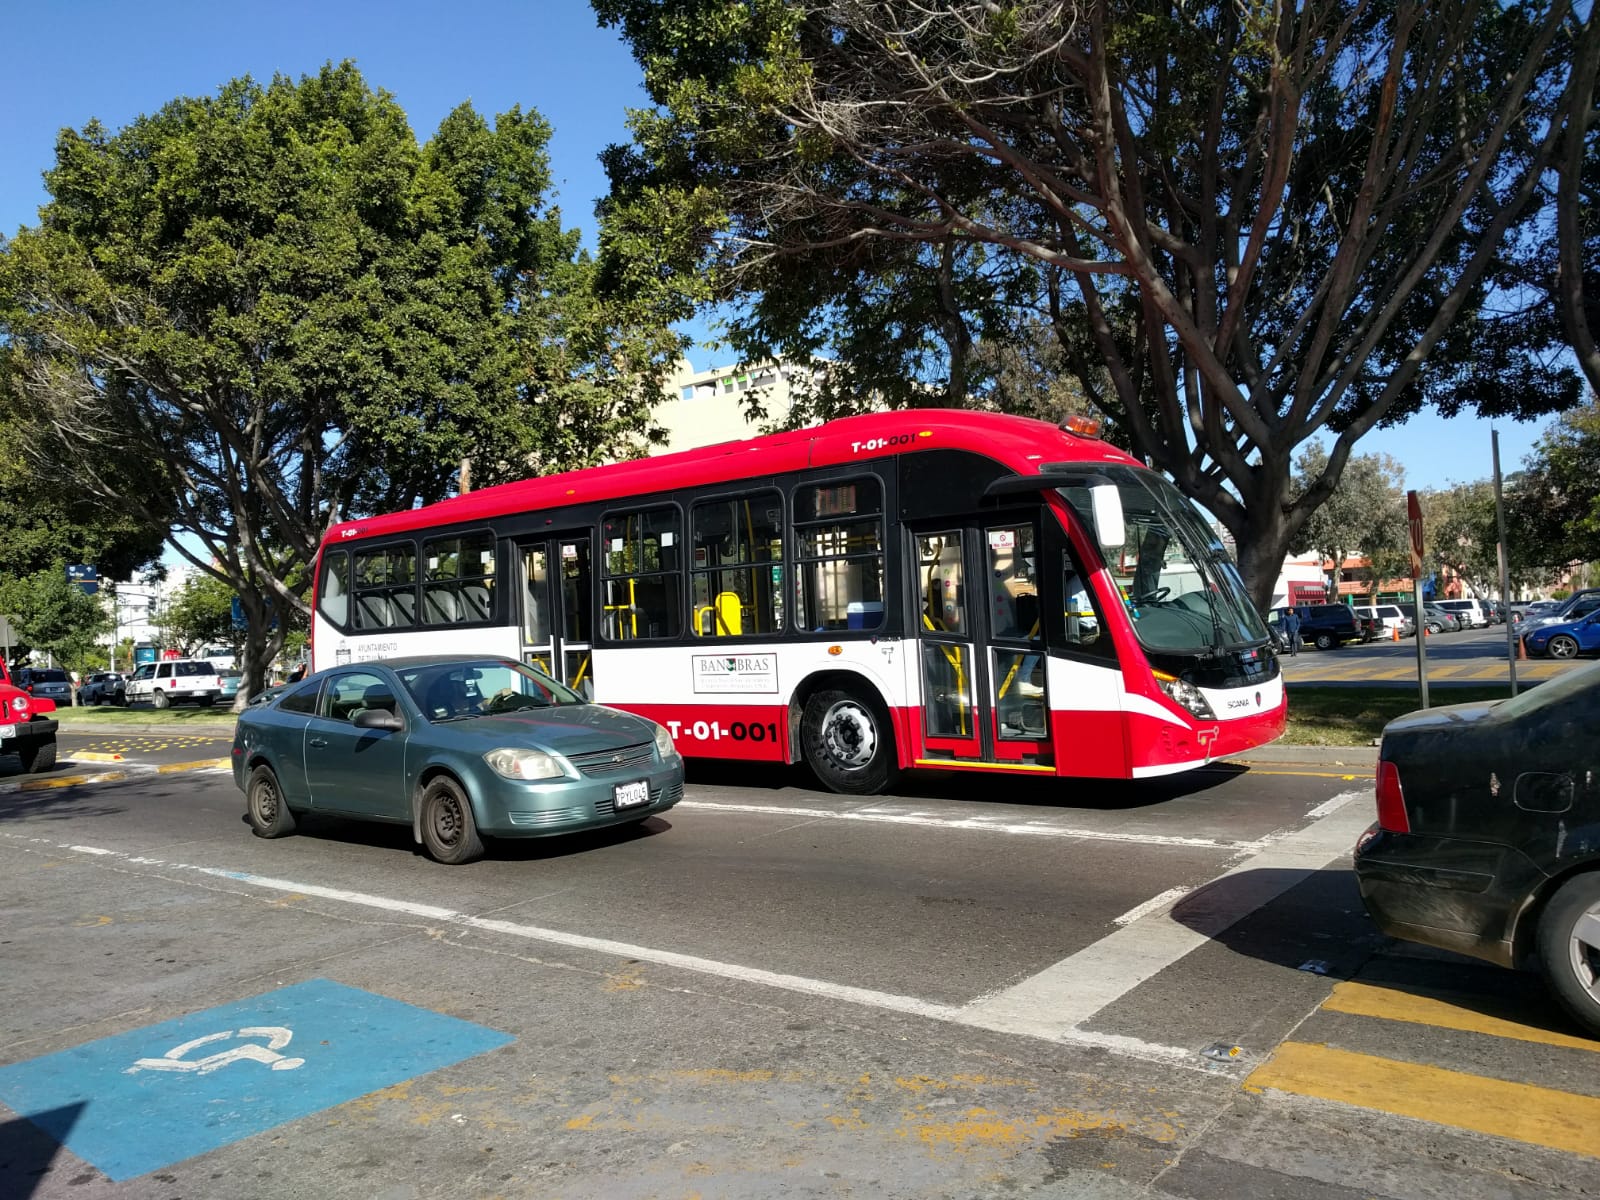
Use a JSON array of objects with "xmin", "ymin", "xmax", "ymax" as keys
[{"xmin": 311, "ymin": 411, "xmax": 1284, "ymax": 791}]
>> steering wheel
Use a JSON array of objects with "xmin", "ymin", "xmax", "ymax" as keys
[
  {"xmin": 483, "ymin": 687, "xmax": 523, "ymax": 714},
  {"xmin": 1131, "ymin": 586, "xmax": 1170, "ymax": 604}
]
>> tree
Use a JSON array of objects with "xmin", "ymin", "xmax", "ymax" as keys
[
  {"xmin": 1418, "ymin": 482, "xmax": 1502, "ymax": 599},
  {"xmin": 1556, "ymin": 11, "xmax": 1600, "ymax": 396},
  {"xmin": 1290, "ymin": 445, "xmax": 1407, "ymax": 600},
  {"xmin": 594, "ymin": 0, "xmax": 1584, "ymax": 606},
  {"xmin": 0, "ymin": 564, "xmax": 113, "ymax": 675},
  {"xmin": 154, "ymin": 574, "xmax": 237, "ymax": 658},
  {"xmin": 0, "ymin": 63, "xmax": 682, "ymax": 704},
  {"xmin": 1508, "ymin": 396, "xmax": 1600, "ymax": 570}
]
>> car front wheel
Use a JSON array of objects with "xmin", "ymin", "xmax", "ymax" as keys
[
  {"xmin": 1547, "ymin": 634, "xmax": 1580, "ymax": 659},
  {"xmin": 1313, "ymin": 633, "xmax": 1334, "ymax": 650},
  {"xmin": 1537, "ymin": 873, "xmax": 1600, "ymax": 1037},
  {"xmin": 419, "ymin": 776, "xmax": 484, "ymax": 865}
]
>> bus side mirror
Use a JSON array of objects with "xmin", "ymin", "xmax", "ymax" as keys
[{"xmin": 1089, "ymin": 482, "xmax": 1125, "ymax": 549}]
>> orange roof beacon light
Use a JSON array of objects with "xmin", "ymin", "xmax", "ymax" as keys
[{"xmin": 1060, "ymin": 414, "xmax": 1102, "ymax": 438}]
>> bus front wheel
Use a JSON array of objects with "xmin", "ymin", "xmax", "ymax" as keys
[{"xmin": 802, "ymin": 687, "xmax": 898, "ymax": 796}]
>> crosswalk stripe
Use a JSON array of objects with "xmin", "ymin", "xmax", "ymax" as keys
[
  {"xmin": 1244, "ymin": 1042, "xmax": 1600, "ymax": 1159},
  {"xmin": 1324, "ymin": 981, "xmax": 1600, "ymax": 1054}
]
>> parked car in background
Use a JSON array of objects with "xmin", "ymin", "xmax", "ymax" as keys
[
  {"xmin": 219, "ymin": 668, "xmax": 243, "ymax": 704},
  {"xmin": 78, "ymin": 672, "xmax": 125, "ymax": 705},
  {"xmin": 1354, "ymin": 663, "xmax": 1600, "ymax": 1036},
  {"xmin": 1523, "ymin": 610, "xmax": 1600, "ymax": 660},
  {"xmin": 124, "ymin": 659, "xmax": 223, "ymax": 708},
  {"xmin": 1434, "ymin": 598, "xmax": 1490, "ymax": 628},
  {"xmin": 232, "ymin": 655, "xmax": 685, "ymax": 865},
  {"xmin": 1519, "ymin": 589, "xmax": 1600, "ymax": 638},
  {"xmin": 15, "ymin": 667, "xmax": 73, "ymax": 708},
  {"xmin": 1421, "ymin": 605, "xmax": 1462, "ymax": 634},
  {"xmin": 0, "ymin": 661, "xmax": 58, "ymax": 773},
  {"xmin": 1272, "ymin": 604, "xmax": 1360, "ymax": 650},
  {"xmin": 1353, "ymin": 604, "xmax": 1415, "ymax": 640},
  {"xmin": 1515, "ymin": 600, "xmax": 1561, "ymax": 626}
]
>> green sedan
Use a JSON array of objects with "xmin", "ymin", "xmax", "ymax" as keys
[{"xmin": 232, "ymin": 655, "xmax": 684, "ymax": 864}]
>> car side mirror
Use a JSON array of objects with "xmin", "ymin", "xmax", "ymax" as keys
[
  {"xmin": 1088, "ymin": 481, "xmax": 1125, "ymax": 549},
  {"xmin": 353, "ymin": 709, "xmax": 403, "ymax": 733}
]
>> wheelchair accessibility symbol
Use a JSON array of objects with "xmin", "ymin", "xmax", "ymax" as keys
[{"xmin": 125, "ymin": 1026, "xmax": 306, "ymax": 1076}]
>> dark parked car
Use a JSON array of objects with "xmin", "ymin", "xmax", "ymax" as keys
[
  {"xmin": 1354, "ymin": 663, "xmax": 1600, "ymax": 1036},
  {"xmin": 78, "ymin": 671, "xmax": 125, "ymax": 705},
  {"xmin": 15, "ymin": 667, "xmax": 73, "ymax": 708},
  {"xmin": 233, "ymin": 655, "xmax": 685, "ymax": 865},
  {"xmin": 1272, "ymin": 604, "xmax": 1361, "ymax": 650},
  {"xmin": 1421, "ymin": 605, "xmax": 1462, "ymax": 634}
]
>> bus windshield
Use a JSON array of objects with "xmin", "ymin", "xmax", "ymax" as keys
[{"xmin": 1062, "ymin": 467, "xmax": 1269, "ymax": 656}]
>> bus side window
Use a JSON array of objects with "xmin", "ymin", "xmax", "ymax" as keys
[
  {"xmin": 600, "ymin": 507, "xmax": 683, "ymax": 640},
  {"xmin": 691, "ymin": 491, "xmax": 784, "ymax": 637},
  {"xmin": 793, "ymin": 478, "xmax": 884, "ymax": 632}
]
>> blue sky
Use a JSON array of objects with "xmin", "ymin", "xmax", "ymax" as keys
[{"xmin": 0, "ymin": 0, "xmax": 1554, "ymax": 492}]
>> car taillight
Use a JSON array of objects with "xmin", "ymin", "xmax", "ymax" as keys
[
  {"xmin": 169, "ymin": 678, "xmax": 177, "ymax": 688},
  {"xmin": 1376, "ymin": 760, "xmax": 1410, "ymax": 833}
]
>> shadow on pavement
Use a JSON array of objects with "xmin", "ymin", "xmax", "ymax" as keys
[
  {"xmin": 0, "ymin": 1103, "xmax": 87, "ymax": 1199},
  {"xmin": 249, "ymin": 810, "xmax": 673, "ymax": 865}
]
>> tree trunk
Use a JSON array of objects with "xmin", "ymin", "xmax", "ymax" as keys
[
  {"xmin": 1232, "ymin": 504, "xmax": 1295, "ymax": 615},
  {"xmin": 233, "ymin": 595, "xmax": 287, "ymax": 710}
]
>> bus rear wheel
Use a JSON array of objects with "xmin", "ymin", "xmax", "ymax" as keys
[{"xmin": 802, "ymin": 687, "xmax": 897, "ymax": 796}]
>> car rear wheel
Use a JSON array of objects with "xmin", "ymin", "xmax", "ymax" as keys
[
  {"xmin": 420, "ymin": 775, "xmax": 484, "ymax": 865},
  {"xmin": 1312, "ymin": 632, "xmax": 1334, "ymax": 650},
  {"xmin": 152, "ymin": 689, "xmax": 169, "ymax": 710},
  {"xmin": 247, "ymin": 764, "xmax": 296, "ymax": 838},
  {"xmin": 1537, "ymin": 873, "xmax": 1600, "ymax": 1037},
  {"xmin": 1547, "ymin": 634, "xmax": 1580, "ymax": 660}
]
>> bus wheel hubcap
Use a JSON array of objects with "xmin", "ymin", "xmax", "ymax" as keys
[{"xmin": 822, "ymin": 701, "xmax": 876, "ymax": 771}]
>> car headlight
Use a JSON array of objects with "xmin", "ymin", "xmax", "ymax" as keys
[
  {"xmin": 653, "ymin": 722, "xmax": 679, "ymax": 761},
  {"xmin": 1152, "ymin": 671, "xmax": 1216, "ymax": 720},
  {"xmin": 483, "ymin": 747, "xmax": 566, "ymax": 781},
  {"xmin": 11, "ymin": 695, "xmax": 29, "ymax": 715}
]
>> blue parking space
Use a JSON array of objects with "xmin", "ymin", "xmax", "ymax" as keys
[{"xmin": 0, "ymin": 978, "xmax": 513, "ymax": 1182}]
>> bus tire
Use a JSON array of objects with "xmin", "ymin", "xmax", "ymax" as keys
[{"xmin": 801, "ymin": 687, "xmax": 898, "ymax": 796}]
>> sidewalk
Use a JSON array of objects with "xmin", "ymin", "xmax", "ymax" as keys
[{"xmin": 1232, "ymin": 741, "xmax": 1377, "ymax": 769}]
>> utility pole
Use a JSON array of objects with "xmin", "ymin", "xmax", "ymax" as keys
[
  {"xmin": 1492, "ymin": 431, "xmax": 1518, "ymax": 697},
  {"xmin": 1407, "ymin": 491, "xmax": 1429, "ymax": 709}
]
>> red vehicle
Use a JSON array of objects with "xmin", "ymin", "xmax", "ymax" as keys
[
  {"xmin": 309, "ymin": 411, "xmax": 1285, "ymax": 791},
  {"xmin": 1, "ymin": 660, "xmax": 59, "ymax": 773}
]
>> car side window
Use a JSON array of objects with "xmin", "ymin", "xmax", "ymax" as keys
[
  {"xmin": 277, "ymin": 682, "xmax": 321, "ymax": 715},
  {"xmin": 320, "ymin": 671, "xmax": 398, "ymax": 724}
]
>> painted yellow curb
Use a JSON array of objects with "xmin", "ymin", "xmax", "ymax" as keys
[
  {"xmin": 72, "ymin": 751, "xmax": 126, "ymax": 762},
  {"xmin": 14, "ymin": 771, "xmax": 128, "ymax": 791},
  {"xmin": 154, "ymin": 758, "xmax": 232, "ymax": 774}
]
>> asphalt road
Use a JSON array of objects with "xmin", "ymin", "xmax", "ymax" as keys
[{"xmin": 1, "ymin": 754, "xmax": 1594, "ymax": 1198}]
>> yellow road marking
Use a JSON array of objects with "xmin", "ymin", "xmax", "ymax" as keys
[
  {"xmin": 1324, "ymin": 981, "xmax": 1600, "ymax": 1054},
  {"xmin": 15, "ymin": 772, "xmax": 127, "ymax": 791},
  {"xmin": 1244, "ymin": 1042, "xmax": 1600, "ymax": 1159},
  {"xmin": 155, "ymin": 758, "xmax": 230, "ymax": 773},
  {"xmin": 72, "ymin": 752, "xmax": 125, "ymax": 762}
]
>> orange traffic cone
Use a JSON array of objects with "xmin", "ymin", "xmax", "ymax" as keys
[{"xmin": 1391, "ymin": 624, "xmax": 1400, "ymax": 642}]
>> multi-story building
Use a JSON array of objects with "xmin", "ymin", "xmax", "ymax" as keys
[{"xmin": 651, "ymin": 357, "xmax": 820, "ymax": 453}]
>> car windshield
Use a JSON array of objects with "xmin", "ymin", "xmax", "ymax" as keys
[
  {"xmin": 398, "ymin": 660, "xmax": 583, "ymax": 723},
  {"xmin": 1060, "ymin": 466, "xmax": 1269, "ymax": 655}
]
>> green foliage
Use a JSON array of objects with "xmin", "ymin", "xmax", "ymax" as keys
[
  {"xmin": 155, "ymin": 573, "xmax": 237, "ymax": 656},
  {"xmin": 0, "ymin": 564, "xmax": 113, "ymax": 673},
  {"xmin": 593, "ymin": 0, "xmax": 1585, "ymax": 605},
  {"xmin": 0, "ymin": 62, "xmax": 681, "ymax": 699},
  {"xmin": 1507, "ymin": 396, "xmax": 1600, "ymax": 569},
  {"xmin": 1291, "ymin": 445, "xmax": 1408, "ymax": 597}
]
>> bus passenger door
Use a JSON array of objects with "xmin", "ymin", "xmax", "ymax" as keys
[
  {"xmin": 911, "ymin": 518, "xmax": 1053, "ymax": 768},
  {"xmin": 519, "ymin": 537, "xmax": 595, "ymax": 698}
]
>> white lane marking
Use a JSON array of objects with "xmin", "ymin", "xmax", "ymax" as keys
[
  {"xmin": 0, "ymin": 831, "xmax": 1200, "ymax": 1069},
  {"xmin": 1305, "ymin": 791, "xmax": 1363, "ymax": 820},
  {"xmin": 677, "ymin": 800, "xmax": 1263, "ymax": 851},
  {"xmin": 959, "ymin": 790, "xmax": 1373, "ymax": 1042},
  {"xmin": 1112, "ymin": 886, "xmax": 1192, "ymax": 927}
]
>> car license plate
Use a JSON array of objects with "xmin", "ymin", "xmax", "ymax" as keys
[
  {"xmin": 0, "ymin": 724, "xmax": 13, "ymax": 740},
  {"xmin": 613, "ymin": 780, "xmax": 650, "ymax": 810}
]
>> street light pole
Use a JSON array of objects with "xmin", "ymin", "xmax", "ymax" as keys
[{"xmin": 1492, "ymin": 430, "xmax": 1518, "ymax": 697}]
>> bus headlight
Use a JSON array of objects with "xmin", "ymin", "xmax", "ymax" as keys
[
  {"xmin": 1153, "ymin": 671, "xmax": 1215, "ymax": 720},
  {"xmin": 653, "ymin": 722, "xmax": 679, "ymax": 761},
  {"xmin": 484, "ymin": 747, "xmax": 566, "ymax": 781}
]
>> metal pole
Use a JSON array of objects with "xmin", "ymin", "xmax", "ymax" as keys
[
  {"xmin": 1407, "ymin": 490, "xmax": 1429, "ymax": 709},
  {"xmin": 1492, "ymin": 430, "xmax": 1518, "ymax": 697}
]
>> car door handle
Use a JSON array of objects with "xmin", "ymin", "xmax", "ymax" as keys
[{"xmin": 308, "ymin": 737, "xmax": 328, "ymax": 748}]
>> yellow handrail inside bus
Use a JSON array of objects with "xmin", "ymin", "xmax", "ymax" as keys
[
  {"xmin": 920, "ymin": 609, "xmax": 968, "ymax": 736},
  {"xmin": 996, "ymin": 620, "xmax": 1042, "ymax": 699}
]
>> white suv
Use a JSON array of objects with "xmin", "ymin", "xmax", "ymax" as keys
[
  {"xmin": 1434, "ymin": 599, "xmax": 1490, "ymax": 628},
  {"xmin": 124, "ymin": 659, "xmax": 223, "ymax": 709},
  {"xmin": 1353, "ymin": 604, "xmax": 1414, "ymax": 639}
]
